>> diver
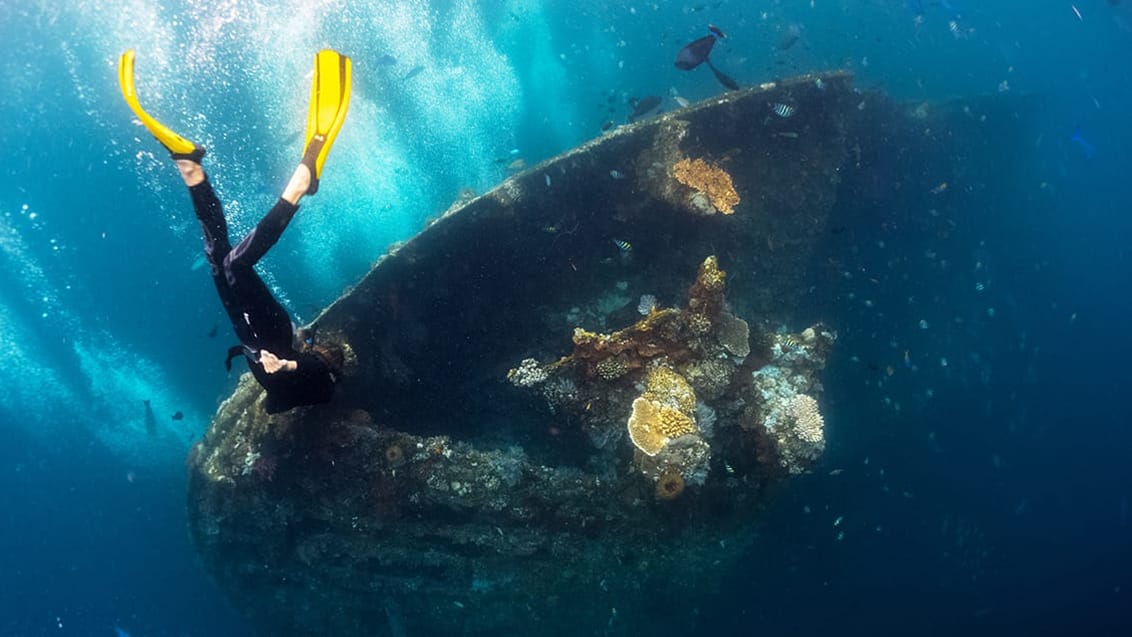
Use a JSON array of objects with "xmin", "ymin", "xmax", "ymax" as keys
[{"xmin": 118, "ymin": 49, "xmax": 352, "ymax": 414}]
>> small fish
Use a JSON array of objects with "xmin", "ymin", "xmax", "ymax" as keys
[
  {"xmin": 1071, "ymin": 4, "xmax": 1083, "ymax": 20},
  {"xmin": 1070, "ymin": 126, "xmax": 1095, "ymax": 159},
  {"xmin": 814, "ymin": 77, "xmax": 825, "ymax": 90},
  {"xmin": 833, "ymin": 515, "xmax": 844, "ymax": 527},
  {"xmin": 674, "ymin": 96, "xmax": 690, "ymax": 108},
  {"xmin": 930, "ymin": 181, "xmax": 949, "ymax": 194},
  {"xmin": 771, "ymin": 102, "xmax": 795, "ymax": 118},
  {"xmin": 172, "ymin": 411, "xmax": 184, "ymax": 421},
  {"xmin": 401, "ymin": 65, "xmax": 425, "ymax": 81},
  {"xmin": 545, "ymin": 174, "xmax": 552, "ymax": 187},
  {"xmin": 828, "ymin": 468, "xmax": 844, "ymax": 476},
  {"xmin": 507, "ymin": 158, "xmax": 526, "ymax": 171},
  {"xmin": 375, "ymin": 53, "xmax": 398, "ymax": 66},
  {"xmin": 600, "ymin": 119, "xmax": 614, "ymax": 132},
  {"xmin": 904, "ymin": 350, "xmax": 912, "ymax": 368},
  {"xmin": 628, "ymin": 95, "xmax": 662, "ymax": 121},
  {"xmin": 612, "ymin": 238, "xmax": 632, "ymax": 252},
  {"xmin": 778, "ymin": 24, "xmax": 802, "ymax": 50},
  {"xmin": 609, "ymin": 169, "xmax": 627, "ymax": 180}
]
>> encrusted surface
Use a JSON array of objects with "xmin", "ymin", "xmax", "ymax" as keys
[{"xmin": 182, "ymin": 71, "xmax": 1025, "ymax": 636}]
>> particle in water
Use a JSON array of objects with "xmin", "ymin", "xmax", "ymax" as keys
[{"xmin": 918, "ymin": 319, "xmax": 929, "ymax": 329}]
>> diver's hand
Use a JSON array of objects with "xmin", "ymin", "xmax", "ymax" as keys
[{"xmin": 260, "ymin": 350, "xmax": 298, "ymax": 374}]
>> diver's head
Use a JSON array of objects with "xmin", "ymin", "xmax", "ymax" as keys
[{"xmin": 312, "ymin": 342, "xmax": 346, "ymax": 377}]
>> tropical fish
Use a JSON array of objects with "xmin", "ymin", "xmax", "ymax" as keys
[
  {"xmin": 612, "ymin": 238, "xmax": 632, "ymax": 252},
  {"xmin": 770, "ymin": 102, "xmax": 795, "ymax": 118},
  {"xmin": 628, "ymin": 95, "xmax": 662, "ymax": 121}
]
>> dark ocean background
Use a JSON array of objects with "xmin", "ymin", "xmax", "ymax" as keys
[{"xmin": 2, "ymin": 1, "xmax": 1130, "ymax": 635}]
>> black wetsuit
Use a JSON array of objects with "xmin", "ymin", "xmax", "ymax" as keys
[{"xmin": 190, "ymin": 178, "xmax": 335, "ymax": 414}]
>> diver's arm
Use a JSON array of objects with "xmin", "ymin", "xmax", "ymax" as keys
[{"xmin": 260, "ymin": 349, "xmax": 298, "ymax": 374}]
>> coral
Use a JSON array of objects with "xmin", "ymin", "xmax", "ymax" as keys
[
  {"xmin": 655, "ymin": 470, "xmax": 685, "ymax": 500},
  {"xmin": 716, "ymin": 312, "xmax": 750, "ymax": 358},
  {"xmin": 566, "ymin": 310, "xmax": 693, "ymax": 380},
  {"xmin": 686, "ymin": 313, "xmax": 712, "ymax": 335},
  {"xmin": 681, "ymin": 358, "xmax": 732, "ymax": 401},
  {"xmin": 627, "ymin": 397, "xmax": 697, "ymax": 456},
  {"xmin": 637, "ymin": 294, "xmax": 658, "ymax": 316},
  {"xmin": 788, "ymin": 394, "xmax": 825, "ymax": 445},
  {"xmin": 643, "ymin": 366, "xmax": 697, "ymax": 413},
  {"xmin": 687, "ymin": 256, "xmax": 726, "ymax": 318},
  {"xmin": 595, "ymin": 356, "xmax": 629, "ymax": 381},
  {"xmin": 508, "ymin": 358, "xmax": 549, "ymax": 387},
  {"xmin": 671, "ymin": 158, "xmax": 740, "ymax": 215},
  {"xmin": 385, "ymin": 444, "xmax": 405, "ymax": 466},
  {"xmin": 635, "ymin": 434, "xmax": 712, "ymax": 486}
]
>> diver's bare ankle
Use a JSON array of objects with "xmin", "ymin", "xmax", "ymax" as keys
[
  {"xmin": 281, "ymin": 164, "xmax": 311, "ymax": 205},
  {"xmin": 175, "ymin": 159, "xmax": 205, "ymax": 187}
]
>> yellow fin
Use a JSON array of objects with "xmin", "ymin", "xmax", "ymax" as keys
[
  {"xmin": 117, "ymin": 50, "xmax": 199, "ymax": 158},
  {"xmin": 301, "ymin": 49, "xmax": 352, "ymax": 192}
]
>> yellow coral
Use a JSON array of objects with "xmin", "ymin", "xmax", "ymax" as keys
[
  {"xmin": 644, "ymin": 366, "xmax": 697, "ymax": 413},
  {"xmin": 696, "ymin": 256, "xmax": 726, "ymax": 291},
  {"xmin": 627, "ymin": 397, "xmax": 698, "ymax": 456},
  {"xmin": 672, "ymin": 158, "xmax": 740, "ymax": 215}
]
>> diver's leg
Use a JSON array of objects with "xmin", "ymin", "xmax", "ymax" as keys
[
  {"xmin": 224, "ymin": 163, "xmax": 311, "ymax": 269},
  {"xmin": 179, "ymin": 160, "xmax": 232, "ymax": 269}
]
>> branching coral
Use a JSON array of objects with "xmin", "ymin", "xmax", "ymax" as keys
[
  {"xmin": 788, "ymin": 394, "xmax": 825, "ymax": 445},
  {"xmin": 671, "ymin": 158, "xmax": 741, "ymax": 215}
]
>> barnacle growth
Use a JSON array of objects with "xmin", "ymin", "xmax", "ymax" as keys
[{"xmin": 671, "ymin": 157, "xmax": 741, "ymax": 215}]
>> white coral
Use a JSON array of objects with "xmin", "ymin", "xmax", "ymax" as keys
[{"xmin": 508, "ymin": 358, "xmax": 548, "ymax": 387}]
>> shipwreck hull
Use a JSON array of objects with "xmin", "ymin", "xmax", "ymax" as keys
[{"xmin": 186, "ymin": 72, "xmax": 1025, "ymax": 635}]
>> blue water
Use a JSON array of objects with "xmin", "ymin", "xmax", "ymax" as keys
[{"xmin": 2, "ymin": 1, "xmax": 1130, "ymax": 634}]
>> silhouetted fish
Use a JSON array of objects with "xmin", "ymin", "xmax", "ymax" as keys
[
  {"xmin": 675, "ymin": 32, "xmax": 719, "ymax": 70},
  {"xmin": 401, "ymin": 65, "xmax": 424, "ymax": 81},
  {"xmin": 375, "ymin": 54, "xmax": 398, "ymax": 66},
  {"xmin": 143, "ymin": 400, "xmax": 156, "ymax": 436},
  {"xmin": 675, "ymin": 25, "xmax": 740, "ymax": 91},
  {"xmin": 172, "ymin": 411, "xmax": 184, "ymax": 421},
  {"xmin": 628, "ymin": 95, "xmax": 662, "ymax": 121},
  {"xmin": 778, "ymin": 24, "xmax": 802, "ymax": 50},
  {"xmin": 708, "ymin": 63, "xmax": 740, "ymax": 91}
]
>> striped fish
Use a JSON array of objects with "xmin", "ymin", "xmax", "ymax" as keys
[
  {"xmin": 612, "ymin": 238, "xmax": 632, "ymax": 252},
  {"xmin": 771, "ymin": 102, "xmax": 795, "ymax": 118}
]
